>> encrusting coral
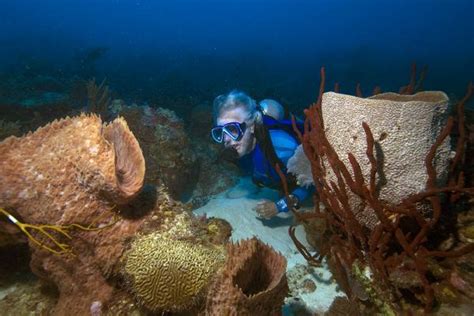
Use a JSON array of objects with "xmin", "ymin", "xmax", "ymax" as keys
[
  {"xmin": 204, "ymin": 237, "xmax": 288, "ymax": 315},
  {"xmin": 123, "ymin": 232, "xmax": 225, "ymax": 312},
  {"xmin": 0, "ymin": 114, "xmax": 146, "ymax": 314}
]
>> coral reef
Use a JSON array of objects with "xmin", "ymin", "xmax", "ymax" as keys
[
  {"xmin": 204, "ymin": 217, "xmax": 233, "ymax": 245},
  {"xmin": 284, "ymin": 263, "xmax": 327, "ymax": 314},
  {"xmin": 325, "ymin": 296, "xmax": 361, "ymax": 316},
  {"xmin": 465, "ymin": 108, "xmax": 474, "ymax": 188},
  {"xmin": 188, "ymin": 103, "xmax": 214, "ymax": 139},
  {"xmin": 205, "ymin": 237, "xmax": 288, "ymax": 315},
  {"xmin": 0, "ymin": 110, "xmax": 233, "ymax": 314},
  {"xmin": 0, "ymin": 244, "xmax": 57, "ymax": 315},
  {"xmin": 286, "ymin": 67, "xmax": 474, "ymax": 313},
  {"xmin": 123, "ymin": 232, "xmax": 225, "ymax": 312},
  {"xmin": 186, "ymin": 102, "xmax": 240, "ymax": 207},
  {"xmin": 0, "ymin": 71, "xmax": 67, "ymax": 107},
  {"xmin": 115, "ymin": 184, "xmax": 227, "ymax": 315},
  {"xmin": 189, "ymin": 139, "xmax": 240, "ymax": 208},
  {"xmin": 0, "ymin": 114, "xmax": 145, "ymax": 211},
  {"xmin": 86, "ymin": 78, "xmax": 111, "ymax": 119},
  {"xmin": 115, "ymin": 104, "xmax": 198, "ymax": 199},
  {"xmin": 0, "ymin": 120, "xmax": 22, "ymax": 141},
  {"xmin": 0, "ymin": 278, "xmax": 57, "ymax": 315},
  {"xmin": 0, "ymin": 100, "xmax": 77, "ymax": 138}
]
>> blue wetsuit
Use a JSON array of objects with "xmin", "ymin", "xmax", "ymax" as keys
[{"xmin": 239, "ymin": 125, "xmax": 313, "ymax": 213}]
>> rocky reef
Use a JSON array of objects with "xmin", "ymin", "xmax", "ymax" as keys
[{"xmin": 111, "ymin": 102, "xmax": 198, "ymax": 200}]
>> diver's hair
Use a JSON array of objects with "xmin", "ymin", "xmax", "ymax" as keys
[
  {"xmin": 254, "ymin": 120, "xmax": 285, "ymax": 174},
  {"xmin": 212, "ymin": 90, "xmax": 263, "ymax": 125}
]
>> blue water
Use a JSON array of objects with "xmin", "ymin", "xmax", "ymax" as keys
[{"xmin": 0, "ymin": 0, "xmax": 472, "ymax": 111}]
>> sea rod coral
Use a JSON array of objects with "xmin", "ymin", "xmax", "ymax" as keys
[{"xmin": 286, "ymin": 67, "xmax": 474, "ymax": 313}]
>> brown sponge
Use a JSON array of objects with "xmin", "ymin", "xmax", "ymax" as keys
[
  {"xmin": 0, "ymin": 114, "xmax": 146, "ymax": 314},
  {"xmin": 205, "ymin": 237, "xmax": 288, "ymax": 315}
]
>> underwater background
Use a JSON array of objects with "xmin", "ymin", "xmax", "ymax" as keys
[
  {"xmin": 0, "ymin": 0, "xmax": 474, "ymax": 315},
  {"xmin": 1, "ymin": 0, "xmax": 473, "ymax": 115}
]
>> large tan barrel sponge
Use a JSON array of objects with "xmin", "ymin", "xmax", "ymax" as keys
[
  {"xmin": 205, "ymin": 237, "xmax": 288, "ymax": 315},
  {"xmin": 0, "ymin": 114, "xmax": 146, "ymax": 314},
  {"xmin": 320, "ymin": 91, "xmax": 451, "ymax": 227},
  {"xmin": 0, "ymin": 113, "xmax": 145, "ymax": 222}
]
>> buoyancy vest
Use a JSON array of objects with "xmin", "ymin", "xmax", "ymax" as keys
[{"xmin": 248, "ymin": 115, "xmax": 304, "ymax": 189}]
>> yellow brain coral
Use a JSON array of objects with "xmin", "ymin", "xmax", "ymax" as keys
[{"xmin": 124, "ymin": 233, "xmax": 225, "ymax": 312}]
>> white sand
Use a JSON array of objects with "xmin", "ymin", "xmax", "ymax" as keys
[{"xmin": 193, "ymin": 177, "xmax": 345, "ymax": 314}]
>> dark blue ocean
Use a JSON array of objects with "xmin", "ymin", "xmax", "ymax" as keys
[{"xmin": 0, "ymin": 0, "xmax": 472, "ymax": 114}]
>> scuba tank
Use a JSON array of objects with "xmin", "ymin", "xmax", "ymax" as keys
[
  {"xmin": 258, "ymin": 99, "xmax": 304, "ymax": 144},
  {"xmin": 252, "ymin": 99, "xmax": 305, "ymax": 190},
  {"xmin": 258, "ymin": 99, "xmax": 285, "ymax": 120}
]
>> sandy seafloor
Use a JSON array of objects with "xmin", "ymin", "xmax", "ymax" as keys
[{"xmin": 194, "ymin": 177, "xmax": 345, "ymax": 315}]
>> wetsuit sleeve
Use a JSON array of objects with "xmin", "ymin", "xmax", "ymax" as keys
[
  {"xmin": 291, "ymin": 186, "xmax": 312, "ymax": 204},
  {"xmin": 270, "ymin": 130, "xmax": 314, "ymax": 212}
]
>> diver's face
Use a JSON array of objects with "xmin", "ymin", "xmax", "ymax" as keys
[{"xmin": 217, "ymin": 107, "xmax": 256, "ymax": 157}]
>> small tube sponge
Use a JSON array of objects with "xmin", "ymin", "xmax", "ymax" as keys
[{"xmin": 205, "ymin": 237, "xmax": 288, "ymax": 315}]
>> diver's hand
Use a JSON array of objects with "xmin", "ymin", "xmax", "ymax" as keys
[{"xmin": 254, "ymin": 200, "xmax": 278, "ymax": 220}]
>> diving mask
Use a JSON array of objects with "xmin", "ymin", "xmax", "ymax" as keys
[{"xmin": 211, "ymin": 121, "xmax": 247, "ymax": 143}]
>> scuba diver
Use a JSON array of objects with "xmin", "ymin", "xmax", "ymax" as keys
[{"xmin": 211, "ymin": 90, "xmax": 313, "ymax": 220}]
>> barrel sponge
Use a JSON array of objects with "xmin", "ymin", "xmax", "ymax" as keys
[
  {"xmin": 205, "ymin": 237, "xmax": 288, "ymax": 315},
  {"xmin": 124, "ymin": 233, "xmax": 225, "ymax": 312},
  {"xmin": 320, "ymin": 91, "xmax": 451, "ymax": 228},
  {"xmin": 0, "ymin": 114, "xmax": 145, "ymax": 223},
  {"xmin": 0, "ymin": 114, "xmax": 146, "ymax": 314}
]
